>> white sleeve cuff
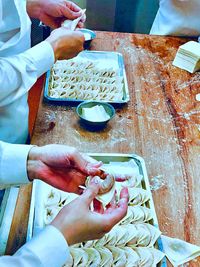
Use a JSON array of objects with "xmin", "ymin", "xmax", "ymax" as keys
[
  {"xmin": 23, "ymin": 41, "xmax": 55, "ymax": 77},
  {"xmin": 15, "ymin": 225, "xmax": 70, "ymax": 267},
  {"xmin": 0, "ymin": 142, "xmax": 33, "ymax": 186}
]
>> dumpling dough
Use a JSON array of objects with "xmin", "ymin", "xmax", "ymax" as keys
[
  {"xmin": 173, "ymin": 41, "xmax": 200, "ymax": 73},
  {"xmin": 85, "ymin": 175, "xmax": 115, "ymax": 207},
  {"xmin": 82, "ymin": 105, "xmax": 110, "ymax": 122},
  {"xmin": 62, "ymin": 9, "xmax": 86, "ymax": 31}
]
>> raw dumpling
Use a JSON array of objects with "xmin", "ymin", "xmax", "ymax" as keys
[
  {"xmin": 96, "ymin": 247, "xmax": 113, "ymax": 267},
  {"xmin": 45, "ymin": 189, "xmax": 61, "ymax": 207},
  {"xmin": 134, "ymin": 247, "xmax": 165, "ymax": 267},
  {"xmin": 121, "ymin": 247, "xmax": 140, "ymax": 267},
  {"xmin": 83, "ymin": 248, "xmax": 101, "ymax": 267},
  {"xmin": 85, "ymin": 175, "xmax": 115, "ymax": 207},
  {"xmin": 70, "ymin": 248, "xmax": 88, "ymax": 267},
  {"xmin": 119, "ymin": 206, "xmax": 153, "ymax": 225},
  {"xmin": 44, "ymin": 206, "xmax": 61, "ymax": 225},
  {"xmin": 128, "ymin": 188, "xmax": 150, "ymax": 206},
  {"xmin": 107, "ymin": 246, "xmax": 127, "ymax": 267},
  {"xmin": 48, "ymin": 59, "xmax": 124, "ymax": 102},
  {"xmin": 102, "ymin": 159, "xmax": 142, "ymax": 187},
  {"xmin": 62, "ymin": 9, "xmax": 86, "ymax": 31},
  {"xmin": 127, "ymin": 224, "xmax": 161, "ymax": 247}
]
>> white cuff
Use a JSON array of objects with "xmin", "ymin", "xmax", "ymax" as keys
[
  {"xmin": 0, "ymin": 142, "xmax": 33, "ymax": 186},
  {"xmin": 23, "ymin": 41, "xmax": 55, "ymax": 77},
  {"xmin": 15, "ymin": 225, "xmax": 69, "ymax": 267}
]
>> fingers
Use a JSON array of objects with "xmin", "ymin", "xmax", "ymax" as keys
[
  {"xmin": 119, "ymin": 187, "xmax": 129, "ymax": 202},
  {"xmin": 80, "ymin": 177, "xmax": 101, "ymax": 206},
  {"xmin": 64, "ymin": 2, "xmax": 82, "ymax": 20},
  {"xmin": 71, "ymin": 151, "xmax": 102, "ymax": 175},
  {"xmin": 103, "ymin": 187, "xmax": 129, "ymax": 225},
  {"xmin": 66, "ymin": 1, "xmax": 82, "ymax": 13}
]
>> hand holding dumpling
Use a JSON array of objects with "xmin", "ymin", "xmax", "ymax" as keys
[{"xmin": 51, "ymin": 178, "xmax": 129, "ymax": 245}]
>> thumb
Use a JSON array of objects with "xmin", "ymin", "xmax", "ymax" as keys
[{"xmin": 81, "ymin": 177, "xmax": 101, "ymax": 206}]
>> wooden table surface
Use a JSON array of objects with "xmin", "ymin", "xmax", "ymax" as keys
[{"xmin": 7, "ymin": 31, "xmax": 200, "ymax": 266}]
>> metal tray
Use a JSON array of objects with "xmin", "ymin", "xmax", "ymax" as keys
[
  {"xmin": 43, "ymin": 51, "xmax": 130, "ymax": 106},
  {"xmin": 27, "ymin": 153, "xmax": 166, "ymax": 266}
]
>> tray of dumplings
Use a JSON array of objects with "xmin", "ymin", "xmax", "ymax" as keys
[
  {"xmin": 44, "ymin": 51, "xmax": 129, "ymax": 105},
  {"xmin": 27, "ymin": 153, "xmax": 167, "ymax": 266}
]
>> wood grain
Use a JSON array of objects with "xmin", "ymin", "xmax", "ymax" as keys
[
  {"xmin": 6, "ymin": 184, "xmax": 32, "ymax": 255},
  {"xmin": 7, "ymin": 32, "xmax": 200, "ymax": 266}
]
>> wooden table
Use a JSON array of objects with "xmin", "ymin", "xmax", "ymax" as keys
[{"xmin": 7, "ymin": 32, "xmax": 200, "ymax": 266}]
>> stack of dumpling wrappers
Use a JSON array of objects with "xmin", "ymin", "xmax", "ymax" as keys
[
  {"xmin": 43, "ymin": 160, "xmax": 165, "ymax": 267},
  {"xmin": 173, "ymin": 41, "xmax": 200, "ymax": 73}
]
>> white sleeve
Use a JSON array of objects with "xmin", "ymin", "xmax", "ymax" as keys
[
  {"xmin": 0, "ymin": 225, "xmax": 70, "ymax": 267},
  {"xmin": 0, "ymin": 41, "xmax": 54, "ymax": 107},
  {"xmin": 0, "ymin": 141, "xmax": 33, "ymax": 187}
]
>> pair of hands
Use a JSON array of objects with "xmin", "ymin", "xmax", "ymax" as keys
[
  {"xmin": 27, "ymin": 0, "xmax": 86, "ymax": 61},
  {"xmin": 27, "ymin": 0, "xmax": 85, "ymax": 29},
  {"xmin": 28, "ymin": 145, "xmax": 129, "ymax": 245}
]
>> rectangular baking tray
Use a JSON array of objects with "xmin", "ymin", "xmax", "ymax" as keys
[
  {"xmin": 27, "ymin": 153, "xmax": 166, "ymax": 266},
  {"xmin": 43, "ymin": 51, "xmax": 130, "ymax": 106}
]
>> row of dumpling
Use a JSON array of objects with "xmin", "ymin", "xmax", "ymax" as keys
[
  {"xmin": 54, "ymin": 59, "xmax": 95, "ymax": 70},
  {"xmin": 50, "ymin": 81, "xmax": 123, "ymax": 93},
  {"xmin": 44, "ymin": 186, "xmax": 151, "ymax": 226},
  {"xmin": 49, "ymin": 88, "xmax": 123, "ymax": 101},
  {"xmin": 51, "ymin": 74, "xmax": 123, "ymax": 85},
  {"xmin": 84, "ymin": 223, "xmax": 161, "ymax": 248},
  {"xmin": 63, "ymin": 246, "xmax": 164, "ymax": 267},
  {"xmin": 44, "ymin": 189, "xmax": 77, "ymax": 225},
  {"xmin": 49, "ymin": 81, "xmax": 123, "ymax": 92},
  {"xmin": 101, "ymin": 160, "xmax": 143, "ymax": 188},
  {"xmin": 52, "ymin": 66, "xmax": 119, "ymax": 78},
  {"xmin": 44, "ymin": 200, "xmax": 152, "ymax": 226}
]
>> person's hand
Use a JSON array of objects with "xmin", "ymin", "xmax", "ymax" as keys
[
  {"xmin": 27, "ymin": 145, "xmax": 102, "ymax": 194},
  {"xmin": 46, "ymin": 28, "xmax": 84, "ymax": 61},
  {"xmin": 51, "ymin": 178, "xmax": 129, "ymax": 245},
  {"xmin": 26, "ymin": 0, "xmax": 86, "ymax": 28}
]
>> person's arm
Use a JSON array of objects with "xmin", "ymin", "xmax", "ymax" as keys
[
  {"xmin": 0, "ymin": 142, "xmax": 101, "ymax": 190},
  {"xmin": 0, "ymin": 180, "xmax": 128, "ymax": 267},
  {"xmin": 0, "ymin": 29, "xmax": 84, "ymax": 107},
  {"xmin": 0, "ymin": 141, "xmax": 33, "ymax": 187},
  {"xmin": 0, "ymin": 225, "xmax": 69, "ymax": 267},
  {"xmin": 0, "ymin": 41, "xmax": 54, "ymax": 107}
]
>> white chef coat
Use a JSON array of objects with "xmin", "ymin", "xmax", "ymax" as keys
[
  {"xmin": 0, "ymin": 141, "xmax": 70, "ymax": 266},
  {"xmin": 0, "ymin": 0, "xmax": 70, "ymax": 265},
  {"xmin": 0, "ymin": 0, "xmax": 54, "ymax": 144},
  {"xmin": 151, "ymin": 0, "xmax": 200, "ymax": 36}
]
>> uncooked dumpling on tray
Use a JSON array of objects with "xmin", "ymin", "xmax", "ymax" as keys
[
  {"xmin": 63, "ymin": 246, "xmax": 164, "ymax": 267},
  {"xmin": 40, "ymin": 158, "xmax": 164, "ymax": 266},
  {"xmin": 48, "ymin": 59, "xmax": 124, "ymax": 101},
  {"xmin": 84, "ymin": 223, "xmax": 161, "ymax": 248},
  {"xmin": 83, "ymin": 248, "xmax": 101, "ymax": 267},
  {"xmin": 85, "ymin": 174, "xmax": 115, "ymax": 207},
  {"xmin": 133, "ymin": 247, "xmax": 165, "ymax": 267},
  {"xmin": 119, "ymin": 206, "xmax": 153, "ymax": 225},
  {"xmin": 126, "ymin": 187, "xmax": 150, "ymax": 206},
  {"xmin": 107, "ymin": 246, "xmax": 127, "ymax": 267},
  {"xmin": 44, "ymin": 188, "xmax": 78, "ymax": 225},
  {"xmin": 102, "ymin": 159, "xmax": 143, "ymax": 188}
]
